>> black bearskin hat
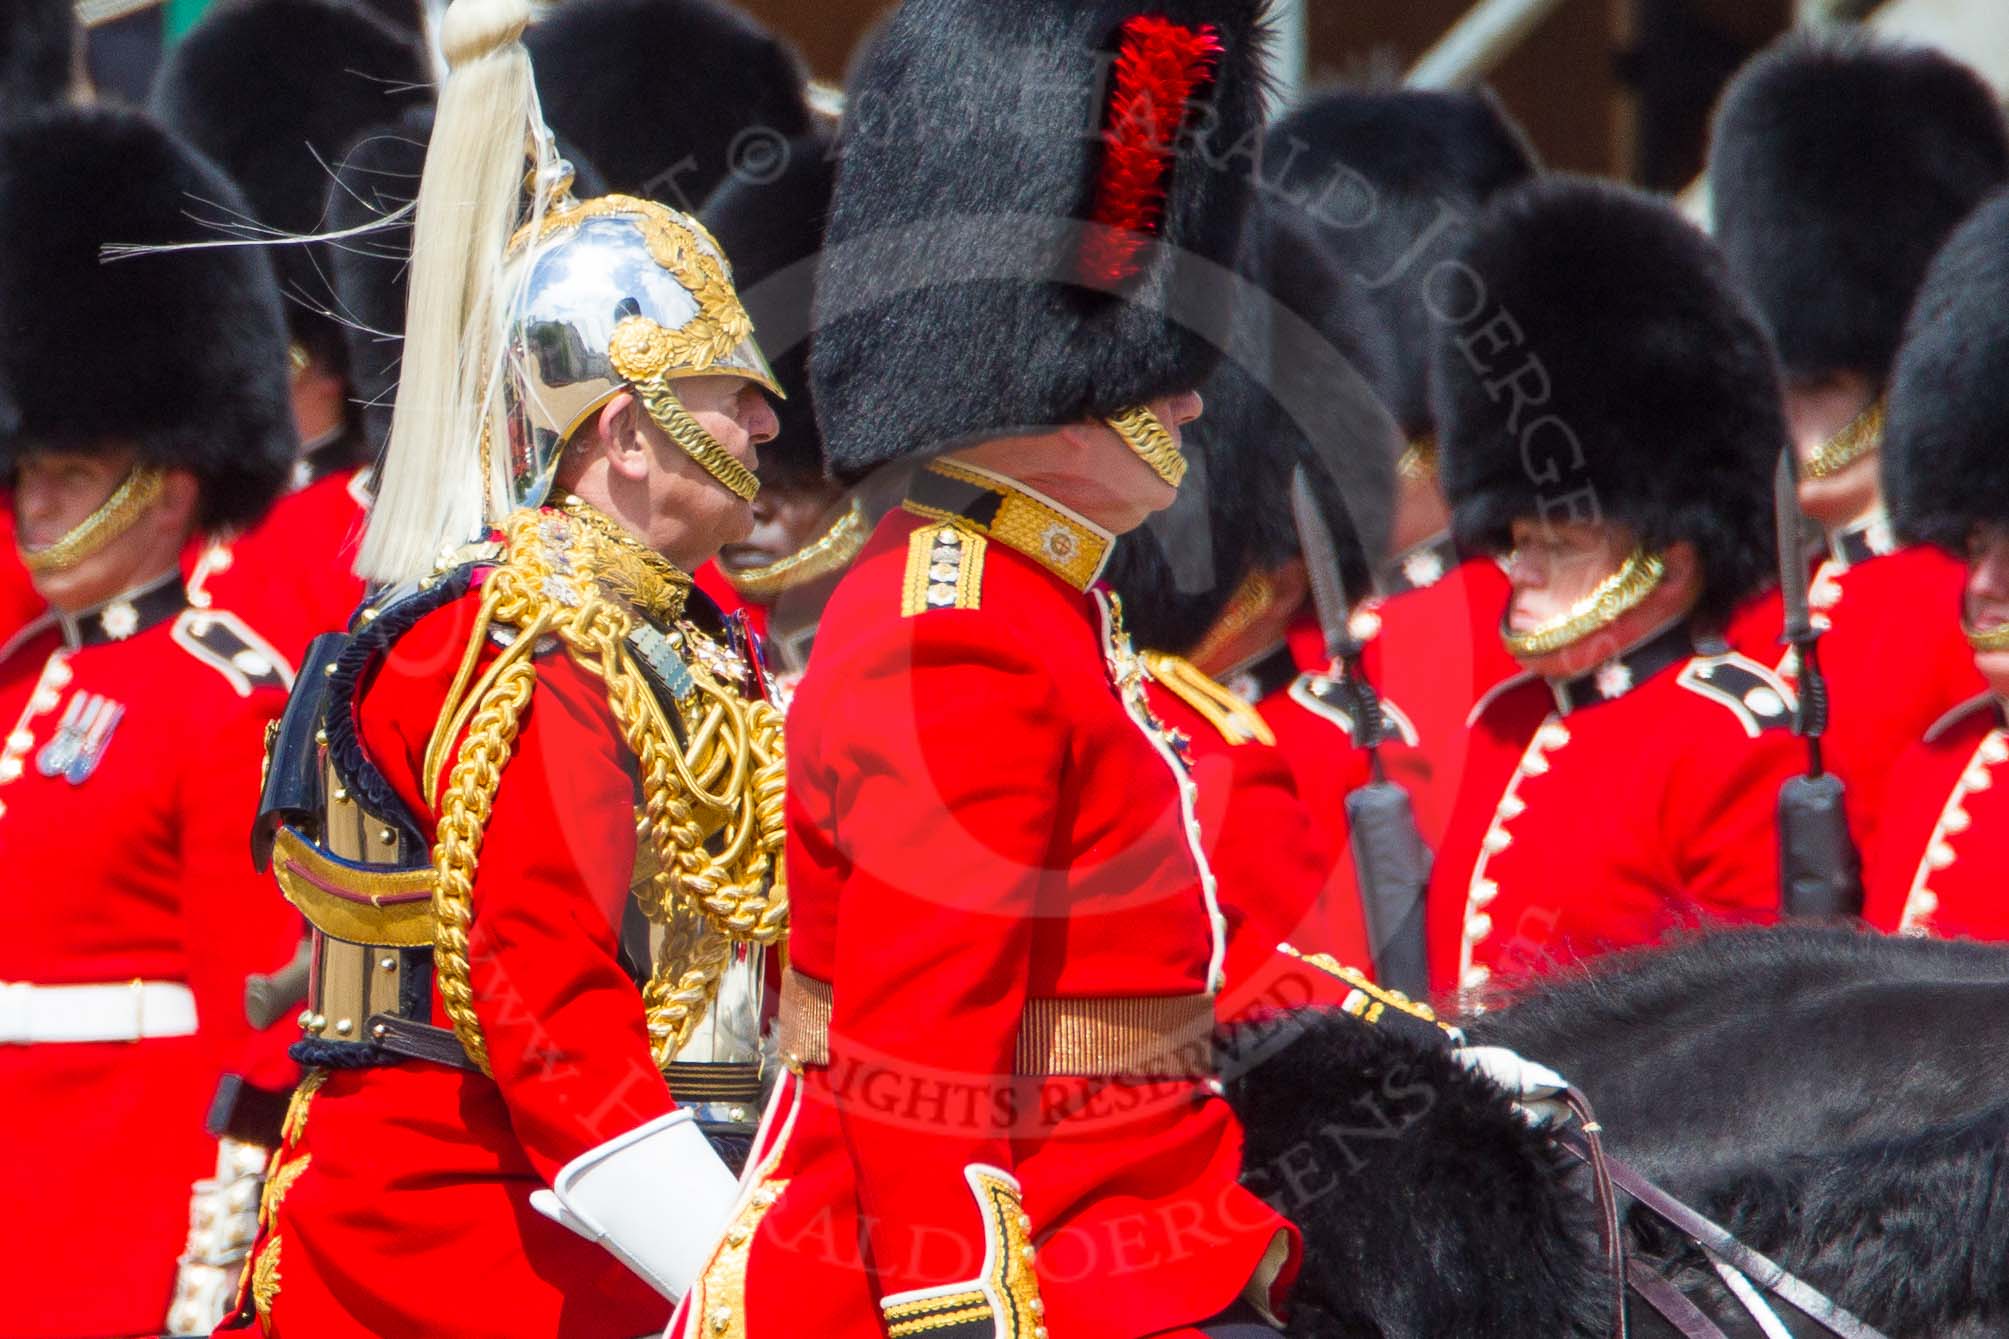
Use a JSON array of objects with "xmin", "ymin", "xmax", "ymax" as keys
[
  {"xmin": 324, "ymin": 106, "xmax": 432, "ymax": 458},
  {"xmin": 1709, "ymin": 32, "xmax": 2009, "ymax": 387},
  {"xmin": 150, "ymin": 0, "xmax": 432, "ymax": 364},
  {"xmin": 1433, "ymin": 177, "xmax": 1785, "ymax": 621},
  {"xmin": 1105, "ymin": 203, "xmax": 1393, "ymax": 655},
  {"xmin": 1264, "ymin": 85, "xmax": 1538, "ymax": 440},
  {"xmin": 700, "ymin": 133, "xmax": 837, "ymax": 488},
  {"xmin": 1885, "ymin": 190, "xmax": 2009, "ymax": 553},
  {"xmin": 324, "ymin": 110, "xmax": 609, "ymax": 456},
  {"xmin": 1263, "ymin": 206, "xmax": 1396, "ymax": 594},
  {"xmin": 0, "ymin": 106, "xmax": 295, "ymax": 531},
  {"xmin": 353, "ymin": 0, "xmax": 426, "ymax": 36},
  {"xmin": 812, "ymin": 0, "xmax": 1276, "ymax": 484},
  {"xmin": 2, "ymin": 0, "xmax": 76, "ymax": 115},
  {"xmin": 528, "ymin": 0, "xmax": 811, "ymax": 210}
]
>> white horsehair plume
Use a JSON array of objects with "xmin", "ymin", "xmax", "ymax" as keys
[{"xmin": 357, "ymin": 0, "xmax": 560, "ymax": 585}]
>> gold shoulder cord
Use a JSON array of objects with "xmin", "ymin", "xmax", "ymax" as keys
[
  {"xmin": 427, "ymin": 506, "xmax": 787, "ymax": 1075},
  {"xmin": 1142, "ymin": 651, "xmax": 1277, "ymax": 747}
]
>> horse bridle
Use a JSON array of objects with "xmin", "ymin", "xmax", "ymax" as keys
[{"xmin": 1555, "ymin": 1088, "xmax": 1889, "ymax": 1339}]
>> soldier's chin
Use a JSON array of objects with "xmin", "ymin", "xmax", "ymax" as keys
[
  {"xmin": 1975, "ymin": 647, "xmax": 2009, "ymax": 700},
  {"xmin": 716, "ymin": 544, "xmax": 778, "ymax": 574}
]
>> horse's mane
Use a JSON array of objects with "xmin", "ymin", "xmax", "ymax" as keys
[
  {"xmin": 1468, "ymin": 925, "xmax": 2009, "ymax": 1052},
  {"xmin": 1660, "ymin": 1102, "xmax": 2009, "ymax": 1335}
]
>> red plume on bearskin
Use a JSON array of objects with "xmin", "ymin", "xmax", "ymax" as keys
[
  {"xmin": 811, "ymin": 0, "xmax": 1273, "ymax": 483},
  {"xmin": 1079, "ymin": 16, "xmax": 1225, "ymax": 286}
]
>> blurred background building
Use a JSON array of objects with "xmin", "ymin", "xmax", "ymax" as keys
[{"xmin": 68, "ymin": 0, "xmax": 2009, "ymax": 202}]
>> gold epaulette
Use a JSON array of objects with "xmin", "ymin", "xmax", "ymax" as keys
[
  {"xmin": 901, "ymin": 521, "xmax": 986, "ymax": 616},
  {"xmin": 1278, "ymin": 942, "xmax": 1455, "ymax": 1036},
  {"xmin": 1142, "ymin": 652, "xmax": 1276, "ymax": 746}
]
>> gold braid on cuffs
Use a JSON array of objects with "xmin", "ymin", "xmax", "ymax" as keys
[
  {"xmin": 18, "ymin": 464, "xmax": 167, "ymax": 576},
  {"xmin": 636, "ymin": 377, "xmax": 761, "ymax": 502},
  {"xmin": 1965, "ymin": 619, "xmax": 2009, "ymax": 653},
  {"xmin": 1501, "ymin": 546, "xmax": 1667, "ymax": 658},
  {"xmin": 1106, "ymin": 405, "xmax": 1189, "ymax": 489},
  {"xmin": 1803, "ymin": 399, "xmax": 1885, "ymax": 481},
  {"xmin": 722, "ymin": 498, "xmax": 869, "ymax": 601}
]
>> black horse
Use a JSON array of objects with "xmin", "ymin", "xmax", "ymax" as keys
[{"xmin": 1223, "ymin": 927, "xmax": 2009, "ymax": 1338}]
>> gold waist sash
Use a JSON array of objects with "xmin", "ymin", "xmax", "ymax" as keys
[{"xmin": 776, "ymin": 969, "xmax": 1216, "ymax": 1079}]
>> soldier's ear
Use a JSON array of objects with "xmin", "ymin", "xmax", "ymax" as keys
[
  {"xmin": 1660, "ymin": 539, "xmax": 1701, "ymax": 598},
  {"xmin": 159, "ymin": 468, "xmax": 203, "ymax": 541},
  {"xmin": 593, "ymin": 392, "xmax": 653, "ymax": 484}
]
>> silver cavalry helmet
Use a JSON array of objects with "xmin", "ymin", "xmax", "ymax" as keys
[{"xmin": 501, "ymin": 192, "xmax": 781, "ymax": 513}]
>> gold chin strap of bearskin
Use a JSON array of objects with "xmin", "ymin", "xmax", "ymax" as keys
[
  {"xmin": 1397, "ymin": 436, "xmax": 1438, "ymax": 482},
  {"xmin": 1501, "ymin": 546, "xmax": 1667, "ymax": 658},
  {"xmin": 1802, "ymin": 398, "xmax": 1885, "ymax": 482},
  {"xmin": 17, "ymin": 463, "xmax": 167, "ymax": 576},
  {"xmin": 1105, "ymin": 405, "xmax": 1189, "ymax": 489},
  {"xmin": 423, "ymin": 502, "xmax": 786, "ymax": 1074},
  {"xmin": 722, "ymin": 498, "xmax": 869, "ymax": 602},
  {"xmin": 1965, "ymin": 619, "xmax": 2009, "ymax": 653}
]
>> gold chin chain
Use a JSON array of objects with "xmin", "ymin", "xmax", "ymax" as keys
[
  {"xmin": 18, "ymin": 464, "xmax": 167, "ymax": 576},
  {"xmin": 722, "ymin": 498, "xmax": 869, "ymax": 601},
  {"xmin": 1965, "ymin": 620, "xmax": 2009, "ymax": 653},
  {"xmin": 557, "ymin": 493, "xmax": 692, "ymax": 623},
  {"xmin": 635, "ymin": 376, "xmax": 762, "ymax": 502},
  {"xmin": 1501, "ymin": 546, "xmax": 1667, "ymax": 658},
  {"xmin": 1803, "ymin": 399, "xmax": 1885, "ymax": 482},
  {"xmin": 1105, "ymin": 405, "xmax": 1189, "ymax": 489},
  {"xmin": 427, "ymin": 505, "xmax": 787, "ymax": 1074},
  {"xmin": 1397, "ymin": 436, "xmax": 1439, "ymax": 482}
]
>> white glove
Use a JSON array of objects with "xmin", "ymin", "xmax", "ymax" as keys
[
  {"xmin": 1453, "ymin": 1045, "xmax": 1573, "ymax": 1126},
  {"xmin": 528, "ymin": 1109, "xmax": 739, "ymax": 1302}
]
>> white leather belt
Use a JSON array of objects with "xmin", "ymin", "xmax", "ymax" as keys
[{"xmin": 0, "ymin": 979, "xmax": 199, "ymax": 1044}]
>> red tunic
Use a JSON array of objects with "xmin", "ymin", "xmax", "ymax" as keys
[
  {"xmin": 1252, "ymin": 683, "xmax": 1376, "ymax": 976},
  {"xmin": 245, "ymin": 570, "xmax": 678, "ymax": 1338},
  {"xmin": 694, "ymin": 558, "xmax": 769, "ymax": 641},
  {"xmin": 1355, "ymin": 556, "xmax": 1518, "ymax": 850},
  {"xmin": 0, "ymin": 506, "xmax": 43, "ymax": 642},
  {"xmin": 0, "ymin": 580, "xmax": 299, "ymax": 1339},
  {"xmin": 1740, "ymin": 530, "xmax": 1981, "ymax": 856},
  {"xmin": 1138, "ymin": 664, "xmax": 1373, "ymax": 1020},
  {"xmin": 1426, "ymin": 630, "xmax": 1802, "ymax": 998},
  {"xmin": 682, "ymin": 469, "xmax": 1296, "ymax": 1339},
  {"xmin": 186, "ymin": 466, "xmax": 371, "ymax": 670},
  {"xmin": 1863, "ymin": 694, "xmax": 2009, "ymax": 941}
]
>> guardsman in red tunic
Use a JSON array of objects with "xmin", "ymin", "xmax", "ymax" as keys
[
  {"xmin": 0, "ymin": 104, "xmax": 305, "ymax": 1339},
  {"xmin": 1101, "ymin": 203, "xmax": 1395, "ymax": 1011},
  {"xmin": 1862, "ymin": 195, "xmax": 2009, "ymax": 940},
  {"xmin": 675, "ymin": 4, "xmax": 1332, "ymax": 1334},
  {"xmin": 1423, "ymin": 180, "xmax": 1805, "ymax": 1001},
  {"xmin": 1263, "ymin": 87, "xmax": 1539, "ymax": 851},
  {"xmin": 222, "ymin": 7, "xmax": 789, "ymax": 1332},
  {"xmin": 151, "ymin": 0, "xmax": 433, "ymax": 663},
  {"xmin": 699, "ymin": 131, "xmax": 863, "ymax": 693},
  {"xmin": 1709, "ymin": 34, "xmax": 2009, "ymax": 854}
]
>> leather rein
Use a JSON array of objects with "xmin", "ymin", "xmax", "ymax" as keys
[{"xmin": 1555, "ymin": 1088, "xmax": 1889, "ymax": 1339}]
